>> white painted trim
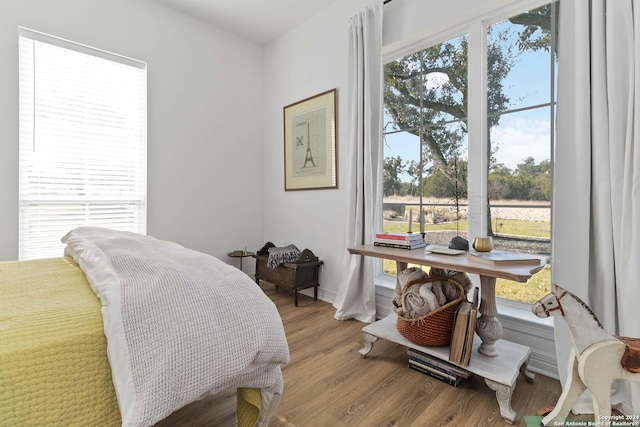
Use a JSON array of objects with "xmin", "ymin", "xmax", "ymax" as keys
[
  {"xmin": 467, "ymin": 20, "xmax": 488, "ymax": 242},
  {"xmin": 382, "ymin": 0, "xmax": 554, "ymax": 63},
  {"xmin": 527, "ymin": 349, "xmax": 559, "ymax": 379}
]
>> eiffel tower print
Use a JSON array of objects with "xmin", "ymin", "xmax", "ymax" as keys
[{"xmin": 303, "ymin": 121, "xmax": 316, "ymax": 168}]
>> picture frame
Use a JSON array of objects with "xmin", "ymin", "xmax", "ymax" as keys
[{"xmin": 283, "ymin": 89, "xmax": 337, "ymax": 191}]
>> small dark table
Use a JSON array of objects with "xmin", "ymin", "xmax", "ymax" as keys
[{"xmin": 227, "ymin": 251, "xmax": 255, "ymax": 272}]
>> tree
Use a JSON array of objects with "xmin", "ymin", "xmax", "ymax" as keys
[
  {"xmin": 383, "ymin": 156, "xmax": 405, "ymax": 196},
  {"xmin": 422, "ymin": 157, "xmax": 468, "ymax": 199},
  {"xmin": 512, "ymin": 157, "xmax": 551, "ymax": 200},
  {"xmin": 488, "ymin": 158, "xmax": 551, "ymax": 201},
  {"xmin": 488, "ymin": 163, "xmax": 513, "ymax": 200},
  {"xmin": 423, "ymin": 169, "xmax": 454, "ymax": 198},
  {"xmin": 508, "ymin": 2, "xmax": 559, "ymax": 55},
  {"xmin": 405, "ymin": 160, "xmax": 422, "ymax": 196},
  {"xmin": 383, "ymin": 4, "xmax": 556, "ymax": 193},
  {"xmin": 384, "ymin": 32, "xmax": 516, "ymax": 192}
]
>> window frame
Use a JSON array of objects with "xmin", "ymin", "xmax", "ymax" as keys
[
  {"xmin": 18, "ymin": 28, "xmax": 147, "ymax": 260},
  {"xmin": 379, "ymin": 0, "xmax": 557, "ymax": 314}
]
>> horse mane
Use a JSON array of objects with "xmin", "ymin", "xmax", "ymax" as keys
[{"xmin": 564, "ymin": 290, "xmax": 604, "ymax": 330}]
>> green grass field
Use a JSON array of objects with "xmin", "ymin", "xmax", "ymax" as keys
[
  {"xmin": 384, "ymin": 220, "xmax": 468, "ymax": 234},
  {"xmin": 491, "ymin": 218, "xmax": 550, "ymax": 238}
]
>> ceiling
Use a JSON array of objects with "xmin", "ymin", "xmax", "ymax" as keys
[{"xmin": 154, "ymin": 0, "xmax": 344, "ymax": 45}]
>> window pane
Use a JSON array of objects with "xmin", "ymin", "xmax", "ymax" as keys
[
  {"xmin": 490, "ymin": 107, "xmax": 551, "ymax": 188},
  {"xmin": 384, "ymin": 54, "xmax": 423, "ymax": 133},
  {"xmin": 485, "ymin": 3, "xmax": 556, "ymax": 303},
  {"xmin": 381, "ymin": 2, "xmax": 558, "ymax": 303},
  {"xmin": 383, "ymin": 34, "xmax": 469, "ymax": 277},
  {"xmin": 487, "ymin": 4, "xmax": 556, "ymax": 114},
  {"xmin": 19, "ymin": 30, "xmax": 146, "ymax": 260},
  {"xmin": 383, "ymin": 130, "xmax": 420, "ymax": 196}
]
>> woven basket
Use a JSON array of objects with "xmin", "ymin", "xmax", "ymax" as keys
[{"xmin": 396, "ymin": 276, "xmax": 466, "ymax": 347}]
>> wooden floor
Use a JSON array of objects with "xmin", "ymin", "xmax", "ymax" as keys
[{"xmin": 158, "ymin": 283, "xmax": 591, "ymax": 427}]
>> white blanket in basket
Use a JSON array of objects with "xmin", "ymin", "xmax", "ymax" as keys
[{"xmin": 62, "ymin": 227, "xmax": 290, "ymax": 427}]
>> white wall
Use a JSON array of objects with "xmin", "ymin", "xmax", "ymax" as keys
[
  {"xmin": 262, "ymin": 0, "xmax": 370, "ymax": 302},
  {"xmin": 0, "ymin": 0, "xmax": 265, "ymax": 262}
]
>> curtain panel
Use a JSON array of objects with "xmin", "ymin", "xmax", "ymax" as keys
[
  {"xmin": 333, "ymin": 5, "xmax": 383, "ymax": 323},
  {"xmin": 553, "ymin": 0, "xmax": 640, "ymax": 414}
]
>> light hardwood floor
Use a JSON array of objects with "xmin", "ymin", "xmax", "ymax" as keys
[{"xmin": 158, "ymin": 282, "xmax": 591, "ymax": 427}]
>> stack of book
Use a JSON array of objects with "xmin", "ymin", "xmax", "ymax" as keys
[
  {"xmin": 449, "ymin": 287, "xmax": 479, "ymax": 366},
  {"xmin": 374, "ymin": 232, "xmax": 426, "ymax": 250},
  {"xmin": 407, "ymin": 348, "xmax": 469, "ymax": 387}
]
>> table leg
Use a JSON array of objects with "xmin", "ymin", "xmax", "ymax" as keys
[
  {"xmin": 520, "ymin": 358, "xmax": 536, "ymax": 382},
  {"xmin": 359, "ymin": 332, "xmax": 379, "ymax": 357},
  {"xmin": 476, "ymin": 275, "xmax": 503, "ymax": 356},
  {"xmin": 395, "ymin": 260, "xmax": 408, "ymax": 274},
  {"xmin": 485, "ymin": 378, "xmax": 516, "ymax": 424}
]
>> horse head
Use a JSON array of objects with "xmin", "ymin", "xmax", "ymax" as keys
[{"xmin": 532, "ymin": 284, "xmax": 569, "ymax": 318}]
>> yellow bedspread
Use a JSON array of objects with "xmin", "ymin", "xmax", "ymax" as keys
[
  {"xmin": 0, "ymin": 257, "xmax": 262, "ymax": 427},
  {"xmin": 0, "ymin": 257, "xmax": 120, "ymax": 426}
]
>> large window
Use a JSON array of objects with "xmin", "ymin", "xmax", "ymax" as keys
[
  {"xmin": 19, "ymin": 29, "xmax": 147, "ymax": 260},
  {"xmin": 382, "ymin": 1, "xmax": 558, "ymax": 303}
]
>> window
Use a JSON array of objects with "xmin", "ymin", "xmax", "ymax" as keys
[
  {"xmin": 382, "ymin": 1, "xmax": 557, "ymax": 304},
  {"xmin": 19, "ymin": 28, "xmax": 147, "ymax": 260}
]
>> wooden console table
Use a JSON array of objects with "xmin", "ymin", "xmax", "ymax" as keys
[
  {"xmin": 361, "ymin": 313, "xmax": 531, "ymax": 424},
  {"xmin": 349, "ymin": 243, "xmax": 549, "ymax": 424}
]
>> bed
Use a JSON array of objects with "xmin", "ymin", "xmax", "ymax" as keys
[{"xmin": 0, "ymin": 227, "xmax": 290, "ymax": 427}]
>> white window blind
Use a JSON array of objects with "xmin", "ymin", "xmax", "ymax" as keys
[{"xmin": 19, "ymin": 28, "xmax": 147, "ymax": 260}]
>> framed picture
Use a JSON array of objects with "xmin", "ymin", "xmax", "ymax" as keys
[{"xmin": 283, "ymin": 89, "xmax": 337, "ymax": 191}]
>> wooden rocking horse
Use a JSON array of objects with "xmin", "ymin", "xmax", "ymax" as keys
[{"xmin": 532, "ymin": 285, "xmax": 640, "ymax": 426}]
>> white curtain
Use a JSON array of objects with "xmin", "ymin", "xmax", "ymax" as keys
[
  {"xmin": 553, "ymin": 0, "xmax": 640, "ymax": 414},
  {"xmin": 333, "ymin": 4, "xmax": 383, "ymax": 323}
]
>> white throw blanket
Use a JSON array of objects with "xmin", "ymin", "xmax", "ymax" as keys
[
  {"xmin": 62, "ymin": 227, "xmax": 290, "ymax": 427},
  {"xmin": 267, "ymin": 244, "xmax": 301, "ymax": 269},
  {"xmin": 395, "ymin": 267, "xmax": 472, "ymax": 319}
]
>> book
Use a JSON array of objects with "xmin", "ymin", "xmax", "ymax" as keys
[
  {"xmin": 374, "ymin": 241, "xmax": 427, "ymax": 250},
  {"xmin": 466, "ymin": 250, "xmax": 541, "ymax": 266},
  {"xmin": 409, "ymin": 358, "xmax": 459, "ymax": 380},
  {"xmin": 460, "ymin": 306, "xmax": 477, "ymax": 366},
  {"xmin": 425, "ymin": 244, "xmax": 465, "ymax": 255},
  {"xmin": 471, "ymin": 286, "xmax": 479, "ymax": 308},
  {"xmin": 375, "ymin": 232, "xmax": 424, "ymax": 242},
  {"xmin": 407, "ymin": 349, "xmax": 470, "ymax": 378},
  {"xmin": 374, "ymin": 237, "xmax": 424, "ymax": 246},
  {"xmin": 459, "ymin": 287, "xmax": 479, "ymax": 366},
  {"xmin": 408, "ymin": 361, "xmax": 462, "ymax": 386},
  {"xmin": 448, "ymin": 300, "xmax": 472, "ymax": 364}
]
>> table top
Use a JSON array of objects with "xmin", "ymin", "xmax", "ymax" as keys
[
  {"xmin": 348, "ymin": 244, "xmax": 549, "ymax": 283},
  {"xmin": 227, "ymin": 251, "xmax": 256, "ymax": 258}
]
